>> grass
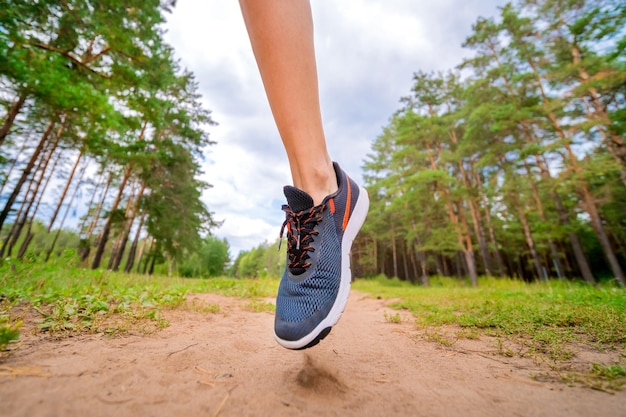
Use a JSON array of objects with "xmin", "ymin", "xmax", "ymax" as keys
[
  {"xmin": 181, "ymin": 299, "xmax": 222, "ymax": 314},
  {"xmin": 422, "ymin": 329, "xmax": 456, "ymax": 347},
  {"xmin": 0, "ymin": 321, "xmax": 20, "ymax": 350},
  {"xmin": 353, "ymin": 275, "xmax": 626, "ymax": 392},
  {"xmin": 384, "ymin": 310, "xmax": 402, "ymax": 324},
  {"xmin": 0, "ymin": 254, "xmax": 278, "ymax": 343},
  {"xmin": 244, "ymin": 300, "xmax": 276, "ymax": 313}
]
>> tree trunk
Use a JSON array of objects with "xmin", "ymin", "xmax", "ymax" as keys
[
  {"xmin": 535, "ymin": 154, "xmax": 595, "ymax": 283},
  {"xmin": 402, "ymin": 239, "xmax": 410, "ymax": 281},
  {"xmin": 580, "ymin": 182, "xmax": 625, "ymax": 286},
  {"xmin": 373, "ymin": 237, "xmax": 378, "ymax": 276},
  {"xmin": 80, "ymin": 173, "xmax": 112, "ymax": 263},
  {"xmin": 12, "ymin": 136, "xmax": 60, "ymax": 258},
  {"xmin": 457, "ymin": 201, "xmax": 479, "ymax": 283},
  {"xmin": 148, "ymin": 254, "xmax": 156, "ymax": 275},
  {"xmin": 420, "ymin": 251, "xmax": 428, "ymax": 284},
  {"xmin": 426, "ymin": 144, "xmax": 478, "ymax": 285},
  {"xmin": 571, "ymin": 45, "xmax": 626, "ymax": 187},
  {"xmin": 46, "ymin": 149, "xmax": 83, "ymax": 233},
  {"xmin": 0, "ymin": 120, "xmax": 55, "ymax": 232},
  {"xmin": 124, "ymin": 210, "xmax": 147, "ymax": 273},
  {"xmin": 112, "ymin": 182, "xmax": 145, "ymax": 271},
  {"xmin": 1, "ymin": 140, "xmax": 49, "ymax": 256},
  {"xmin": 408, "ymin": 247, "xmax": 419, "ymax": 284},
  {"xmin": 513, "ymin": 192, "xmax": 545, "ymax": 281},
  {"xmin": 17, "ymin": 147, "xmax": 62, "ymax": 259},
  {"xmin": 488, "ymin": 41, "xmax": 598, "ymax": 281},
  {"xmin": 0, "ymin": 171, "xmax": 35, "ymax": 257},
  {"xmin": 466, "ymin": 192, "xmax": 491, "ymax": 276},
  {"xmin": 168, "ymin": 257, "xmax": 174, "ymax": 277},
  {"xmin": 522, "ymin": 160, "xmax": 564, "ymax": 279},
  {"xmin": 136, "ymin": 235, "xmax": 150, "ymax": 274},
  {"xmin": 85, "ymin": 173, "xmax": 112, "ymax": 240},
  {"xmin": 441, "ymin": 255, "xmax": 450, "ymax": 277},
  {"xmin": 91, "ymin": 122, "xmax": 149, "ymax": 269},
  {"xmin": 0, "ymin": 95, "xmax": 27, "ymax": 147},
  {"xmin": 390, "ymin": 228, "xmax": 398, "ymax": 278},
  {"xmin": 411, "ymin": 222, "xmax": 429, "ymax": 285},
  {"xmin": 107, "ymin": 181, "xmax": 138, "ymax": 270},
  {"xmin": 474, "ymin": 169, "xmax": 505, "ymax": 277},
  {"xmin": 434, "ymin": 251, "xmax": 443, "ymax": 276},
  {"xmin": 92, "ymin": 165, "xmax": 131, "ymax": 269},
  {"xmin": 106, "ymin": 224, "xmax": 125, "ymax": 270},
  {"xmin": 77, "ymin": 171, "xmax": 104, "ymax": 236},
  {"xmin": 44, "ymin": 160, "xmax": 88, "ymax": 261},
  {"xmin": 499, "ymin": 153, "xmax": 544, "ymax": 281},
  {"xmin": 0, "ymin": 136, "xmax": 29, "ymax": 196},
  {"xmin": 452, "ymin": 132, "xmax": 492, "ymax": 276},
  {"xmin": 554, "ymin": 120, "xmax": 624, "ymax": 285},
  {"xmin": 530, "ymin": 59, "xmax": 624, "ymax": 284},
  {"xmin": 456, "ymin": 251, "xmax": 467, "ymax": 279},
  {"xmin": 142, "ymin": 237, "xmax": 155, "ymax": 275}
]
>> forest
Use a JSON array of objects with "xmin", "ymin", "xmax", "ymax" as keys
[
  {"xmin": 350, "ymin": 0, "xmax": 626, "ymax": 286},
  {"xmin": 1, "ymin": 0, "xmax": 625, "ymax": 286},
  {"xmin": 0, "ymin": 0, "xmax": 228, "ymax": 276}
]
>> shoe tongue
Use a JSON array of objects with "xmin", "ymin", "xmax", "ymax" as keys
[{"xmin": 283, "ymin": 186, "xmax": 314, "ymax": 212}]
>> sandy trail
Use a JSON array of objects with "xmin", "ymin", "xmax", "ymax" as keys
[{"xmin": 1, "ymin": 291, "xmax": 624, "ymax": 417}]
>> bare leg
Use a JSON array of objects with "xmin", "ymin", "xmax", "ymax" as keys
[{"xmin": 239, "ymin": 0, "xmax": 337, "ymax": 206}]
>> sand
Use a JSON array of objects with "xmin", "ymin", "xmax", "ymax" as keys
[{"xmin": 1, "ymin": 291, "xmax": 624, "ymax": 417}]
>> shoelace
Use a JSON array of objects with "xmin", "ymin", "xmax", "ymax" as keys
[{"xmin": 279, "ymin": 203, "xmax": 326, "ymax": 273}]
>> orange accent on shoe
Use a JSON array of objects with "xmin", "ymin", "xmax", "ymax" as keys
[
  {"xmin": 329, "ymin": 198, "xmax": 335, "ymax": 214},
  {"xmin": 342, "ymin": 175, "xmax": 352, "ymax": 231}
]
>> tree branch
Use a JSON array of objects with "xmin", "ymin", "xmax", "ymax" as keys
[
  {"xmin": 85, "ymin": 47, "xmax": 112, "ymax": 65},
  {"xmin": 29, "ymin": 42, "xmax": 110, "ymax": 79}
]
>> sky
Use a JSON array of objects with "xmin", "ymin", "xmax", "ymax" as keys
[{"xmin": 163, "ymin": 0, "xmax": 508, "ymax": 257}]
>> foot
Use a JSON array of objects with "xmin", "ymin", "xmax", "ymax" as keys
[{"xmin": 274, "ymin": 162, "xmax": 369, "ymax": 349}]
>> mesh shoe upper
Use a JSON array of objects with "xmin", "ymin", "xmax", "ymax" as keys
[{"xmin": 276, "ymin": 210, "xmax": 341, "ymax": 325}]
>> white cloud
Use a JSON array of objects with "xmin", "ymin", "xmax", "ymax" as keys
[{"xmin": 212, "ymin": 212, "xmax": 277, "ymax": 260}]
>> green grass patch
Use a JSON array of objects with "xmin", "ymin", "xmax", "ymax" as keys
[
  {"xmin": 0, "ymin": 256, "xmax": 279, "ymax": 343},
  {"xmin": 455, "ymin": 327, "xmax": 481, "ymax": 340},
  {"xmin": 190, "ymin": 276, "xmax": 278, "ymax": 299},
  {"xmin": 354, "ymin": 275, "xmax": 625, "ymax": 348},
  {"xmin": 422, "ymin": 329, "xmax": 456, "ymax": 347},
  {"xmin": 384, "ymin": 311, "xmax": 402, "ymax": 324},
  {"xmin": 181, "ymin": 299, "xmax": 222, "ymax": 314},
  {"xmin": 547, "ymin": 363, "xmax": 626, "ymax": 393},
  {"xmin": 354, "ymin": 275, "xmax": 626, "ymax": 391},
  {"xmin": 244, "ymin": 300, "xmax": 276, "ymax": 313},
  {"xmin": 0, "ymin": 321, "xmax": 21, "ymax": 350}
]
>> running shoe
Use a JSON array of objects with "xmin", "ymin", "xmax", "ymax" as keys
[{"xmin": 274, "ymin": 162, "xmax": 369, "ymax": 349}]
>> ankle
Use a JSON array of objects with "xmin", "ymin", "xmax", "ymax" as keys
[{"xmin": 297, "ymin": 161, "xmax": 337, "ymax": 206}]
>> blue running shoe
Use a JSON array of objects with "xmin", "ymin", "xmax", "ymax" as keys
[{"xmin": 275, "ymin": 162, "xmax": 369, "ymax": 349}]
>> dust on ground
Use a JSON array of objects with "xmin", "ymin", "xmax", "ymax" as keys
[{"xmin": 1, "ymin": 291, "xmax": 624, "ymax": 417}]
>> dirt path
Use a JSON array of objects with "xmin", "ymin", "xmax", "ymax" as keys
[{"xmin": 1, "ymin": 291, "xmax": 624, "ymax": 417}]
